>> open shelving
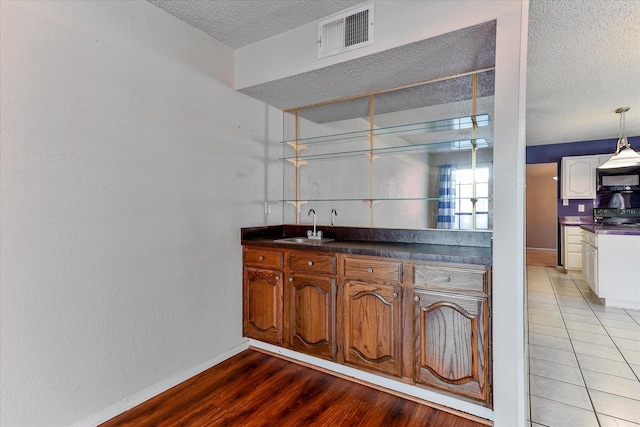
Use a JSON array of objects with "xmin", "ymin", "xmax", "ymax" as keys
[{"xmin": 279, "ymin": 71, "xmax": 494, "ymax": 230}]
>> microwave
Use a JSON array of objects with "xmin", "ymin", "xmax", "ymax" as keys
[
  {"xmin": 595, "ymin": 164, "xmax": 640, "ymax": 223},
  {"xmin": 597, "ymin": 165, "xmax": 640, "ymax": 192}
]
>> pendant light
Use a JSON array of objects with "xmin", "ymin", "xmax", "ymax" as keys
[{"xmin": 598, "ymin": 107, "xmax": 640, "ymax": 169}]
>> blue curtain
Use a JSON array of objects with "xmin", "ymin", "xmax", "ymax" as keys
[{"xmin": 437, "ymin": 164, "xmax": 456, "ymax": 229}]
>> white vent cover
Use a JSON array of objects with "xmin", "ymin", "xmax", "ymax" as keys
[{"xmin": 318, "ymin": 4, "xmax": 374, "ymax": 59}]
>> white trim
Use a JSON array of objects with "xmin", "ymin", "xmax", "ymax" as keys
[
  {"xmin": 249, "ymin": 339, "xmax": 494, "ymax": 421},
  {"xmin": 71, "ymin": 341, "xmax": 250, "ymax": 427}
]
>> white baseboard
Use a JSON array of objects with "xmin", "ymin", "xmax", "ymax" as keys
[
  {"xmin": 72, "ymin": 340, "xmax": 250, "ymax": 427},
  {"xmin": 249, "ymin": 339, "xmax": 494, "ymax": 422}
]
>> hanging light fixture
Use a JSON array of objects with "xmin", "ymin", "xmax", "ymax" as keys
[{"xmin": 598, "ymin": 107, "xmax": 640, "ymax": 169}]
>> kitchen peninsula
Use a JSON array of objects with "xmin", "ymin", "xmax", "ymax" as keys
[
  {"xmin": 581, "ymin": 224, "xmax": 640, "ymax": 310},
  {"xmin": 241, "ymin": 224, "xmax": 493, "ymax": 418}
]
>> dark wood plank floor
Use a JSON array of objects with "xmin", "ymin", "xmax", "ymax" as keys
[{"xmin": 101, "ymin": 349, "xmax": 489, "ymax": 427}]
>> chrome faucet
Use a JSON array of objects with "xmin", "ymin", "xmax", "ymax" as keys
[
  {"xmin": 307, "ymin": 209, "xmax": 322, "ymax": 239},
  {"xmin": 331, "ymin": 209, "xmax": 338, "ymax": 226}
]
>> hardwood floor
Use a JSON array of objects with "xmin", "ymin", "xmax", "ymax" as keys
[{"xmin": 101, "ymin": 349, "xmax": 488, "ymax": 427}]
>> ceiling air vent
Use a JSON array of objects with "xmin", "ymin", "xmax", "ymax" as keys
[{"xmin": 318, "ymin": 4, "xmax": 374, "ymax": 59}]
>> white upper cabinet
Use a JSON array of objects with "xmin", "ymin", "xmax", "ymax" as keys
[{"xmin": 561, "ymin": 154, "xmax": 612, "ymax": 200}]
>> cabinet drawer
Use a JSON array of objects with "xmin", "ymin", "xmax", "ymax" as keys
[
  {"xmin": 244, "ymin": 248, "xmax": 283, "ymax": 269},
  {"xmin": 289, "ymin": 252, "xmax": 336, "ymax": 275},
  {"xmin": 566, "ymin": 233, "xmax": 582, "ymax": 245},
  {"xmin": 565, "ymin": 226, "xmax": 582, "ymax": 237},
  {"xmin": 414, "ymin": 264, "xmax": 487, "ymax": 294},
  {"xmin": 566, "ymin": 242, "xmax": 582, "ymax": 254},
  {"xmin": 343, "ymin": 257, "xmax": 403, "ymax": 284}
]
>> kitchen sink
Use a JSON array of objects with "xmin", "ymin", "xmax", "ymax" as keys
[{"xmin": 273, "ymin": 237, "xmax": 335, "ymax": 245}]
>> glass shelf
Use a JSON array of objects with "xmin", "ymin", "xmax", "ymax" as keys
[
  {"xmin": 282, "ymin": 114, "xmax": 491, "ymax": 146},
  {"xmin": 278, "ymin": 196, "xmax": 492, "ymax": 203},
  {"xmin": 280, "ymin": 138, "xmax": 489, "ymax": 161}
]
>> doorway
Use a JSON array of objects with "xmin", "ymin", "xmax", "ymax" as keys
[{"xmin": 526, "ymin": 163, "xmax": 558, "ymax": 267}]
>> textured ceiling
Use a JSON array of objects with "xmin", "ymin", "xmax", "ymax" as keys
[
  {"xmin": 241, "ymin": 21, "xmax": 496, "ymax": 113},
  {"xmin": 147, "ymin": 0, "xmax": 364, "ymax": 48},
  {"xmin": 147, "ymin": 0, "xmax": 640, "ymax": 146},
  {"xmin": 526, "ymin": 0, "xmax": 640, "ymax": 145}
]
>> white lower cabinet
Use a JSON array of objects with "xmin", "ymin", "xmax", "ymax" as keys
[
  {"xmin": 582, "ymin": 230, "xmax": 640, "ymax": 309},
  {"xmin": 562, "ymin": 225, "xmax": 583, "ymax": 271},
  {"xmin": 581, "ymin": 231, "xmax": 597, "ymax": 294}
]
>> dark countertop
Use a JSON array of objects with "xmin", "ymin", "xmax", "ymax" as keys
[
  {"xmin": 580, "ymin": 224, "xmax": 640, "ymax": 236},
  {"xmin": 241, "ymin": 225, "xmax": 493, "ymax": 265},
  {"xmin": 559, "ymin": 216, "xmax": 595, "ymax": 226}
]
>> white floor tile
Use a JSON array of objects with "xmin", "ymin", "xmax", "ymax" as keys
[
  {"xmin": 576, "ymin": 353, "xmax": 638, "ymax": 379},
  {"xmin": 562, "ymin": 312, "xmax": 601, "ymax": 325},
  {"xmin": 529, "ymin": 315, "xmax": 566, "ymax": 329},
  {"xmin": 560, "ymin": 306, "xmax": 596, "ymax": 316},
  {"xmin": 597, "ymin": 413, "xmax": 640, "ymax": 427},
  {"xmin": 572, "ymin": 340, "xmax": 626, "ymax": 362},
  {"xmin": 530, "ymin": 396, "xmax": 599, "ymax": 427},
  {"xmin": 565, "ymin": 320, "xmax": 608, "ymax": 335},
  {"xmin": 529, "ymin": 307, "xmax": 564, "ymax": 319},
  {"xmin": 589, "ymin": 390, "xmax": 640, "ymax": 424},
  {"xmin": 529, "ymin": 375, "xmax": 592, "ymax": 410},
  {"xmin": 620, "ymin": 348, "xmax": 640, "ymax": 365},
  {"xmin": 607, "ymin": 326, "xmax": 640, "ymax": 341},
  {"xmin": 568, "ymin": 329, "xmax": 616, "ymax": 347},
  {"xmin": 527, "ymin": 266, "xmax": 640, "ymax": 427},
  {"xmin": 582, "ymin": 370, "xmax": 640, "ymax": 400},
  {"xmin": 600, "ymin": 318, "xmax": 640, "ymax": 331},
  {"xmin": 529, "ymin": 323, "xmax": 570, "ymax": 339},
  {"xmin": 529, "ymin": 333, "xmax": 574, "ymax": 352},
  {"xmin": 528, "ymin": 301, "xmax": 561, "ymax": 312},
  {"xmin": 595, "ymin": 311, "xmax": 639, "ymax": 322},
  {"xmin": 529, "ymin": 344, "xmax": 579, "ymax": 367},
  {"xmin": 529, "ymin": 358, "xmax": 585, "ymax": 386},
  {"xmin": 613, "ymin": 336, "xmax": 640, "ymax": 352}
]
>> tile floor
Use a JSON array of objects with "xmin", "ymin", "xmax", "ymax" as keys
[{"xmin": 527, "ymin": 266, "xmax": 640, "ymax": 427}]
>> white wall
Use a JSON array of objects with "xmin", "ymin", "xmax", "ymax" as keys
[{"xmin": 0, "ymin": 1, "xmax": 281, "ymax": 426}]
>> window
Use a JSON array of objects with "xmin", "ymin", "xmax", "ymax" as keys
[{"xmin": 454, "ymin": 167, "xmax": 490, "ymax": 230}]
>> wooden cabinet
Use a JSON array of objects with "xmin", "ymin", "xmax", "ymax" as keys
[
  {"xmin": 286, "ymin": 273, "xmax": 337, "ymax": 360},
  {"xmin": 242, "ymin": 245, "xmax": 493, "ymax": 407},
  {"xmin": 412, "ymin": 263, "xmax": 491, "ymax": 406},
  {"xmin": 243, "ymin": 248, "xmax": 284, "ymax": 345},
  {"xmin": 342, "ymin": 257, "xmax": 403, "ymax": 377},
  {"xmin": 285, "ymin": 252, "xmax": 337, "ymax": 361}
]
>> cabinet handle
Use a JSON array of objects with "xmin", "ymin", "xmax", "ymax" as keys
[
  {"xmin": 275, "ymin": 275, "xmax": 280, "ymax": 280},
  {"xmin": 307, "ymin": 261, "xmax": 313, "ymax": 266},
  {"xmin": 289, "ymin": 277, "xmax": 294, "ymax": 282},
  {"xmin": 367, "ymin": 267, "xmax": 373, "ymax": 273},
  {"xmin": 259, "ymin": 256, "xmax": 264, "ymax": 261},
  {"xmin": 392, "ymin": 292, "xmax": 398, "ymax": 299},
  {"xmin": 413, "ymin": 296, "xmax": 420, "ymax": 302}
]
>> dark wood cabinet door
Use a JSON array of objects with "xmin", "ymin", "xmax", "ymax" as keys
[
  {"xmin": 243, "ymin": 267, "xmax": 283, "ymax": 345},
  {"xmin": 343, "ymin": 281, "xmax": 402, "ymax": 377},
  {"xmin": 286, "ymin": 273, "xmax": 336, "ymax": 361},
  {"xmin": 414, "ymin": 289, "xmax": 489, "ymax": 405}
]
